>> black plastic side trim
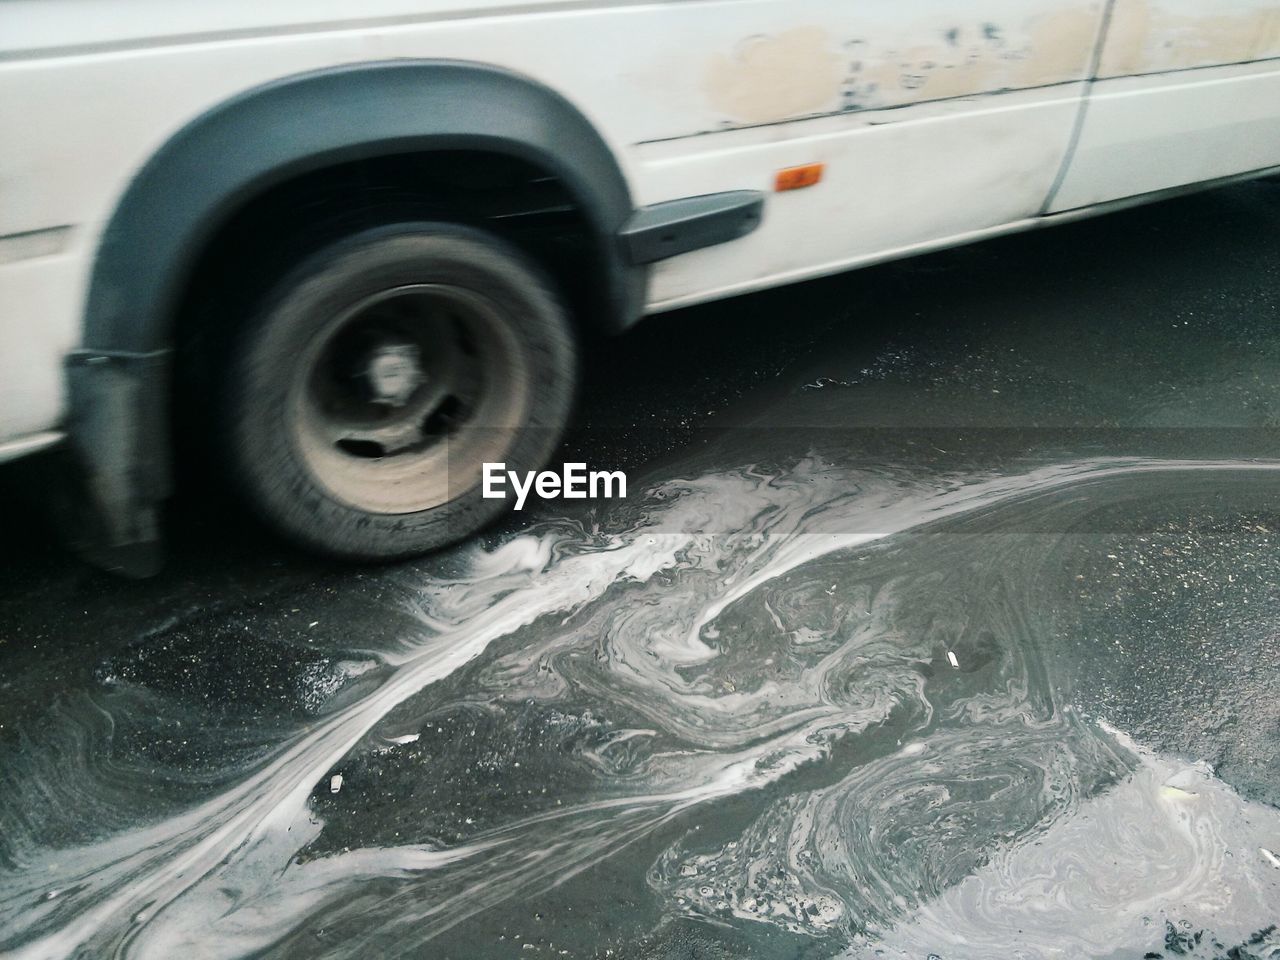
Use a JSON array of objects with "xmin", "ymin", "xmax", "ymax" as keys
[{"xmin": 619, "ymin": 191, "xmax": 765, "ymax": 265}]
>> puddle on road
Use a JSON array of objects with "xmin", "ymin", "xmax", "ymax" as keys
[{"xmin": 2, "ymin": 457, "xmax": 1278, "ymax": 959}]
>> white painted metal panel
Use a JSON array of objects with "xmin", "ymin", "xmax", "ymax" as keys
[
  {"xmin": 1049, "ymin": 63, "xmax": 1280, "ymax": 212},
  {"xmin": 0, "ymin": 0, "xmax": 1103, "ymax": 442},
  {"xmin": 0, "ymin": 0, "xmax": 1107, "ymax": 235},
  {"xmin": 1099, "ymin": 0, "xmax": 1280, "ymax": 78},
  {"xmin": 0, "ymin": 253, "xmax": 83, "ymax": 440},
  {"xmin": 645, "ymin": 85, "xmax": 1086, "ymax": 309},
  {"xmin": 1050, "ymin": 0, "xmax": 1280, "ymax": 211}
]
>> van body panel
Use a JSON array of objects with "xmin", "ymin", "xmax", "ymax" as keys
[{"xmin": 0, "ymin": 0, "xmax": 1278, "ymax": 553}]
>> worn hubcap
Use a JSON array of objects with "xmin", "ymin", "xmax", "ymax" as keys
[{"xmin": 289, "ymin": 284, "xmax": 529, "ymax": 515}]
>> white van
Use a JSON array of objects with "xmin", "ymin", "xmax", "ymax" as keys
[{"xmin": 2, "ymin": 1, "xmax": 1279, "ymax": 571}]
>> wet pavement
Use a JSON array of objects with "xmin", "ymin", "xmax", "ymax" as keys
[{"xmin": 2, "ymin": 180, "xmax": 1280, "ymax": 959}]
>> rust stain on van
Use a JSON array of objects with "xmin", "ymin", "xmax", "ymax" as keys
[
  {"xmin": 703, "ymin": 6, "xmax": 1103, "ymax": 126},
  {"xmin": 843, "ymin": 7, "xmax": 1098, "ymax": 108},
  {"xmin": 1018, "ymin": 7, "xmax": 1103, "ymax": 84},
  {"xmin": 1100, "ymin": 0, "xmax": 1280, "ymax": 77},
  {"xmin": 841, "ymin": 31, "xmax": 1002, "ymax": 107},
  {"xmin": 704, "ymin": 28, "xmax": 844, "ymax": 124}
]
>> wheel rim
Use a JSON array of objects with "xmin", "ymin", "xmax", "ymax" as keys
[{"xmin": 288, "ymin": 283, "xmax": 530, "ymax": 515}]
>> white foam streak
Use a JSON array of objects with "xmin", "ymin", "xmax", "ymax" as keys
[
  {"xmin": 7, "ymin": 456, "xmax": 1280, "ymax": 958},
  {"xmin": 7, "ymin": 530, "xmax": 690, "ymax": 959}
]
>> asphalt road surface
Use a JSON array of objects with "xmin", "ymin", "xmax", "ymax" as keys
[{"xmin": 2, "ymin": 180, "xmax": 1280, "ymax": 960}]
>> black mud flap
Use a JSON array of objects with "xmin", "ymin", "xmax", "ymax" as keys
[{"xmin": 63, "ymin": 348, "xmax": 172, "ymax": 578}]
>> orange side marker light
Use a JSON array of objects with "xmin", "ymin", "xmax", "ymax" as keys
[{"xmin": 775, "ymin": 163, "xmax": 825, "ymax": 192}]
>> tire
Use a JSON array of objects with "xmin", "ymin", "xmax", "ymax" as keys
[{"xmin": 218, "ymin": 222, "xmax": 577, "ymax": 560}]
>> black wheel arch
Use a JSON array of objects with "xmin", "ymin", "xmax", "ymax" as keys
[{"xmin": 85, "ymin": 59, "xmax": 645, "ymax": 352}]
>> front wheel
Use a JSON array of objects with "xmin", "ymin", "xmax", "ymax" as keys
[{"xmin": 219, "ymin": 222, "xmax": 577, "ymax": 559}]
